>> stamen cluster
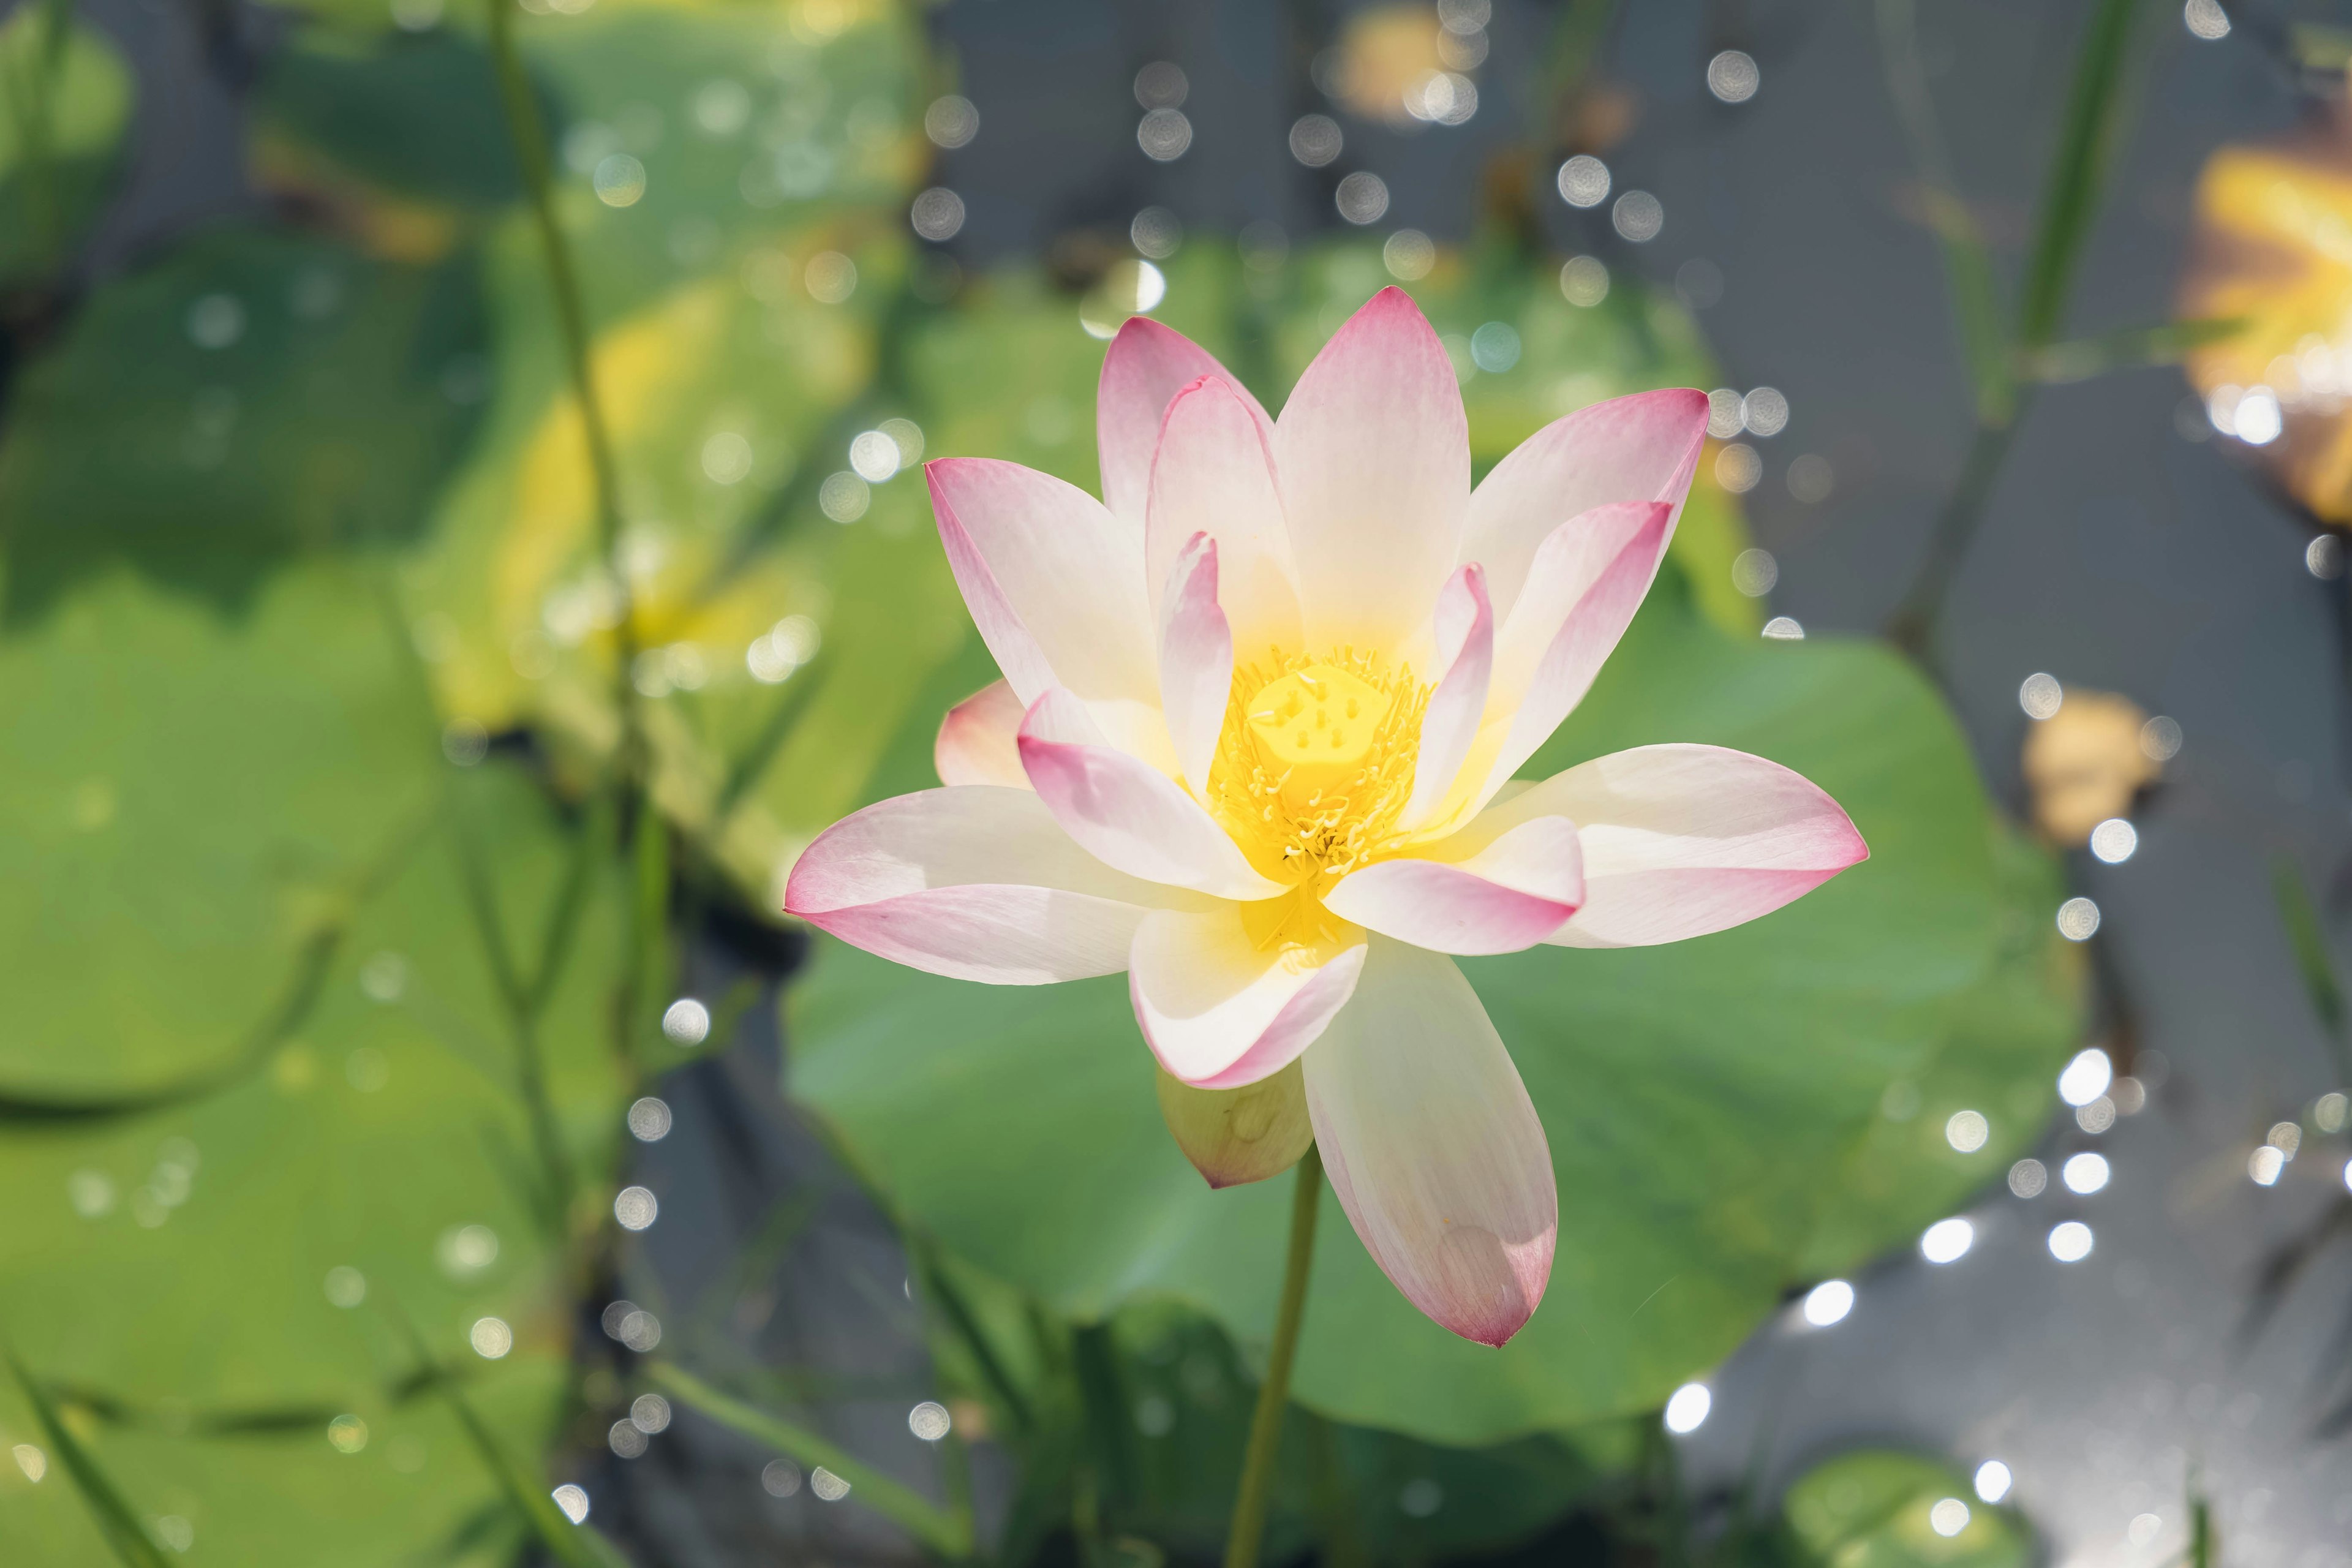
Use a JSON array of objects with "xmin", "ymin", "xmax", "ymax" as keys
[{"xmin": 1206, "ymin": 647, "xmax": 1429, "ymax": 949}]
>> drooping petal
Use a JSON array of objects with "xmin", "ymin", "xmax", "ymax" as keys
[
  {"xmin": 927, "ymin": 460, "xmax": 1169, "ymax": 762},
  {"xmin": 1480, "ymin": 744, "xmax": 1869, "ymax": 948},
  {"xmin": 1019, "ymin": 689, "xmax": 1284, "ymax": 900},
  {"xmin": 1322, "ymin": 815, "xmax": 1582, "ymax": 955},
  {"xmin": 1129, "ymin": 905, "xmax": 1366, "ymax": 1087},
  {"xmin": 1272, "ymin": 287, "xmax": 1468, "ymax": 652},
  {"xmin": 1147, "ymin": 375, "xmax": 1303, "ymax": 655},
  {"xmin": 934, "ymin": 680, "xmax": 1030, "ymax": 788},
  {"xmin": 1158, "ymin": 533, "xmax": 1233, "ymax": 798},
  {"xmin": 784, "ymin": 786, "xmax": 1187, "ymax": 984},
  {"xmin": 1478, "ymin": 500, "xmax": 1673, "ymax": 801},
  {"xmin": 1155, "ymin": 1060, "xmax": 1314, "ymax": 1189},
  {"xmin": 1098, "ymin": 316, "xmax": 1274, "ymax": 526},
  {"xmin": 1400, "ymin": 564, "xmax": 1492, "ymax": 829},
  {"xmin": 1303, "ymin": 938, "xmax": 1556, "ymax": 1346},
  {"xmin": 1460, "ymin": 388, "xmax": 1709, "ymax": 624}
]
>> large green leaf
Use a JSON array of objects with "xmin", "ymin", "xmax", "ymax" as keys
[
  {"xmin": 0, "ymin": 228, "xmax": 486, "ymax": 622},
  {"xmin": 0, "ymin": 737, "xmax": 627, "ymax": 1563},
  {"xmin": 790, "ymin": 560, "xmax": 2034, "ymax": 1446},
  {"xmin": 0, "ymin": 559, "xmax": 439, "ymax": 1092},
  {"xmin": 1797, "ymin": 830, "xmax": 2079, "ymax": 1276},
  {"xmin": 254, "ymin": 26, "xmax": 526, "ymax": 212}
]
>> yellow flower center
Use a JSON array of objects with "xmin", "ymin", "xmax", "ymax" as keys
[{"xmin": 1205, "ymin": 648, "xmax": 1430, "ymax": 951}]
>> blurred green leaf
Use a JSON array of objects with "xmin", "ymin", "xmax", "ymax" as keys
[
  {"xmin": 2018, "ymin": 316, "xmax": 2245, "ymax": 385},
  {"xmin": 1783, "ymin": 1450, "xmax": 2030, "ymax": 1567},
  {"xmin": 0, "ymin": 759, "xmax": 627, "ymax": 1564},
  {"xmin": 1796, "ymin": 827, "xmax": 2079, "ymax": 1276},
  {"xmin": 255, "ymin": 26, "xmax": 526, "ymax": 212},
  {"xmin": 2270, "ymin": 858, "xmax": 2350, "ymax": 1077},
  {"xmin": 790, "ymin": 560, "xmax": 2050, "ymax": 1446},
  {"xmin": 0, "ymin": 4, "xmax": 132, "ymax": 286},
  {"xmin": 0, "ymin": 228, "xmax": 486, "ymax": 621},
  {"xmin": 0, "ymin": 562, "xmax": 442, "ymax": 1091},
  {"xmin": 2016, "ymin": 0, "xmax": 2147, "ymax": 350}
]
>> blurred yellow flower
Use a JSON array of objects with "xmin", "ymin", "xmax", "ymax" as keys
[
  {"xmin": 2180, "ymin": 117, "xmax": 2352, "ymax": 522},
  {"xmin": 2021, "ymin": 688, "xmax": 2159, "ymax": 845},
  {"xmin": 1327, "ymin": 4, "xmax": 1482, "ymax": 127}
]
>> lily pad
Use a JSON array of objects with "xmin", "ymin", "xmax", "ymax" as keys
[
  {"xmin": 0, "ymin": 756, "xmax": 627, "ymax": 1566},
  {"xmin": 0, "ymin": 228, "xmax": 486, "ymax": 622},
  {"xmin": 0, "ymin": 562, "xmax": 439, "ymax": 1092}
]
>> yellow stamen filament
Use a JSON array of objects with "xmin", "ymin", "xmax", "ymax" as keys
[{"xmin": 1206, "ymin": 648, "xmax": 1430, "ymax": 952}]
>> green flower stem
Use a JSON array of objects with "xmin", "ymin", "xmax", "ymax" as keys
[
  {"xmin": 483, "ymin": 0, "xmax": 641, "ymax": 749},
  {"xmin": 1224, "ymin": 1146, "xmax": 1323, "ymax": 1568},
  {"xmin": 1875, "ymin": 0, "xmax": 2149, "ymax": 663},
  {"xmin": 648, "ymin": 1362, "xmax": 975, "ymax": 1557}
]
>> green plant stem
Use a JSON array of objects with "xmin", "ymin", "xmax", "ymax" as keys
[
  {"xmin": 1883, "ymin": 413, "xmax": 2027, "ymax": 660},
  {"xmin": 391, "ymin": 1312, "xmax": 629, "ymax": 1568},
  {"xmin": 1873, "ymin": 0, "xmax": 2013, "ymax": 426},
  {"xmin": 2, "ymin": 1338, "xmax": 167, "ymax": 1567},
  {"xmin": 647, "ymin": 1362, "xmax": 974, "ymax": 1556},
  {"xmin": 447, "ymin": 788, "xmax": 576, "ymax": 1231},
  {"xmin": 1223, "ymin": 1147, "xmax": 1322, "ymax": 1568},
  {"xmin": 482, "ymin": 0, "xmax": 639, "ymax": 753},
  {"xmin": 2018, "ymin": 0, "xmax": 2146, "ymax": 350},
  {"xmin": 1877, "ymin": 0, "xmax": 2149, "ymax": 662}
]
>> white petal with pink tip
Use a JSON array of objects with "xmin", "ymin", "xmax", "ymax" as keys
[
  {"xmin": 1461, "ymin": 388, "xmax": 1709, "ymax": 623},
  {"xmin": 1304, "ymin": 939, "xmax": 1556, "ymax": 1347},
  {"xmin": 1323, "ymin": 815, "xmax": 1584, "ymax": 955},
  {"xmin": 785, "ymin": 787, "xmax": 1187, "ymax": 984},
  {"xmin": 1147, "ymin": 375, "xmax": 1303, "ymax": 656},
  {"xmin": 1099, "ymin": 317, "xmax": 1274, "ymax": 526},
  {"xmin": 1130, "ymin": 907, "xmax": 1366, "ymax": 1088},
  {"xmin": 1274, "ymin": 288, "xmax": 1468, "ymax": 654},
  {"xmin": 1510, "ymin": 744, "xmax": 1869, "ymax": 948}
]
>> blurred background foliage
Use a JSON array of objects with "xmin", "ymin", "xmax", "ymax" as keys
[{"xmin": 0, "ymin": 0, "xmax": 2089, "ymax": 1562}]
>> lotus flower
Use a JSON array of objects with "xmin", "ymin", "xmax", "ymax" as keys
[{"xmin": 786, "ymin": 288, "xmax": 1867, "ymax": 1346}]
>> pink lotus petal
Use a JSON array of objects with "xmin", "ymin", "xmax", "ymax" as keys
[
  {"xmin": 1322, "ymin": 815, "xmax": 1583, "ymax": 954},
  {"xmin": 784, "ymin": 786, "xmax": 1186, "ymax": 983},
  {"xmin": 1130, "ymin": 907, "xmax": 1366, "ymax": 1087},
  {"xmin": 927, "ymin": 459, "xmax": 1159, "ymax": 712},
  {"xmin": 1019, "ymin": 689, "xmax": 1284, "ymax": 900},
  {"xmin": 1303, "ymin": 939, "xmax": 1556, "ymax": 1346},
  {"xmin": 934, "ymin": 680, "xmax": 1030, "ymax": 788},
  {"xmin": 1400, "ymin": 564, "xmax": 1493, "ymax": 829},
  {"xmin": 1460, "ymin": 388, "xmax": 1709, "ymax": 624},
  {"xmin": 1272, "ymin": 287, "xmax": 1467, "ymax": 652},
  {"xmin": 1494, "ymin": 744, "xmax": 1869, "ymax": 948},
  {"xmin": 1480, "ymin": 500, "xmax": 1673, "ymax": 802},
  {"xmin": 1147, "ymin": 375, "xmax": 1303, "ymax": 656},
  {"xmin": 1099, "ymin": 317, "xmax": 1273, "ymax": 526},
  {"xmin": 1158, "ymin": 533, "xmax": 1234, "ymax": 797}
]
